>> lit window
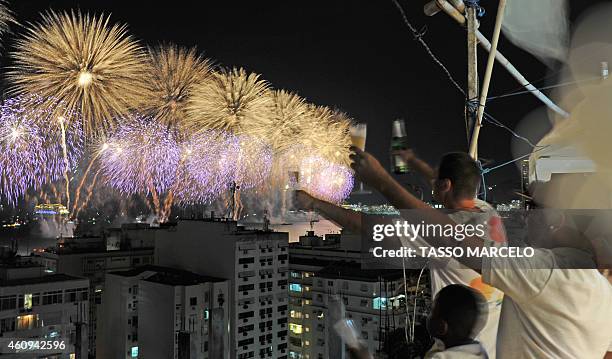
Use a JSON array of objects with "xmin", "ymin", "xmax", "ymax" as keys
[
  {"xmin": 289, "ymin": 323, "xmax": 303, "ymax": 334},
  {"xmin": 16, "ymin": 314, "xmax": 36, "ymax": 330},
  {"xmin": 23, "ymin": 294, "xmax": 32, "ymax": 310},
  {"xmin": 290, "ymin": 310, "xmax": 303, "ymax": 319},
  {"xmin": 373, "ymin": 297, "xmax": 387, "ymax": 310},
  {"xmin": 304, "ymin": 340, "xmax": 310, "ymax": 346},
  {"xmin": 289, "ymin": 284, "xmax": 302, "ymax": 292},
  {"xmin": 203, "ymin": 310, "xmax": 209, "ymax": 320},
  {"xmin": 131, "ymin": 346, "xmax": 138, "ymax": 357}
]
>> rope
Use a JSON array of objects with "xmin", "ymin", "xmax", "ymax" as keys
[
  {"xmin": 482, "ymin": 145, "xmax": 550, "ymax": 176},
  {"xmin": 391, "ymin": 0, "xmax": 466, "ymax": 97},
  {"xmin": 487, "ymin": 77, "xmax": 600, "ymax": 102},
  {"xmin": 466, "ymin": 99, "xmax": 541, "ymax": 149},
  {"xmin": 464, "ymin": 0, "xmax": 486, "ymax": 17}
]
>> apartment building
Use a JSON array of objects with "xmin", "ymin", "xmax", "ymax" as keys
[
  {"xmin": 289, "ymin": 231, "xmax": 417, "ymax": 359},
  {"xmin": 0, "ymin": 261, "xmax": 89, "ymax": 358},
  {"xmin": 97, "ymin": 265, "xmax": 229, "ymax": 359},
  {"xmin": 155, "ymin": 218, "xmax": 290, "ymax": 359}
]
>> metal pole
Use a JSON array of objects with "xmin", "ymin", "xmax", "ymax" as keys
[
  {"xmin": 432, "ymin": 0, "xmax": 570, "ymax": 120},
  {"xmin": 469, "ymin": 0, "xmax": 507, "ymax": 159},
  {"xmin": 466, "ymin": 5, "xmax": 479, "ymax": 144}
]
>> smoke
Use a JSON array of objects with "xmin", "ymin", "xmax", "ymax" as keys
[
  {"xmin": 502, "ymin": 0, "xmax": 569, "ymax": 66},
  {"xmin": 529, "ymin": 3, "xmax": 612, "ymax": 210}
]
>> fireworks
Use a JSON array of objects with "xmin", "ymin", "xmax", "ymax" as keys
[
  {"xmin": 173, "ymin": 130, "xmax": 238, "ymax": 205},
  {"xmin": 0, "ymin": 0, "xmax": 14, "ymax": 40},
  {"xmin": 99, "ymin": 113, "xmax": 181, "ymax": 196},
  {"xmin": 0, "ymin": 96, "xmax": 83, "ymax": 204},
  {"xmin": 299, "ymin": 156, "xmax": 354, "ymax": 203},
  {"xmin": 185, "ymin": 67, "xmax": 274, "ymax": 138},
  {"xmin": 303, "ymin": 105, "xmax": 352, "ymax": 166},
  {"xmin": 233, "ymin": 136, "xmax": 273, "ymax": 189},
  {"xmin": 8, "ymin": 10, "xmax": 150, "ymax": 138},
  {"xmin": 268, "ymin": 90, "xmax": 309, "ymax": 153},
  {"xmin": 144, "ymin": 45, "xmax": 213, "ymax": 130},
  {"xmin": 0, "ymin": 8, "xmax": 356, "ymax": 214}
]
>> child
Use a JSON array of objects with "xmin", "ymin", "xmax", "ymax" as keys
[{"xmin": 425, "ymin": 284, "xmax": 489, "ymax": 359}]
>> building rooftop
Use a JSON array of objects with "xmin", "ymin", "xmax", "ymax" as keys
[
  {"xmin": 289, "ymin": 256, "xmax": 359, "ymax": 268},
  {"xmin": 0, "ymin": 273, "xmax": 87, "ymax": 287},
  {"xmin": 317, "ymin": 262, "xmax": 404, "ymax": 282},
  {"xmin": 110, "ymin": 265, "xmax": 226, "ymax": 286}
]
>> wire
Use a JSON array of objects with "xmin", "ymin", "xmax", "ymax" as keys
[
  {"xmin": 391, "ymin": 0, "xmax": 466, "ymax": 97},
  {"xmin": 482, "ymin": 145, "xmax": 550, "ymax": 175},
  {"xmin": 477, "ymin": 160, "xmax": 488, "ymax": 201},
  {"xmin": 487, "ymin": 77, "xmax": 600, "ymax": 102},
  {"xmin": 401, "ymin": 257, "xmax": 411, "ymax": 346},
  {"xmin": 411, "ymin": 264, "xmax": 427, "ymax": 342},
  {"xmin": 466, "ymin": 99, "xmax": 540, "ymax": 149}
]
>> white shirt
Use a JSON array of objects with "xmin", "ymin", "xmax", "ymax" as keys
[
  {"xmin": 426, "ymin": 339, "xmax": 489, "ymax": 359},
  {"xmin": 482, "ymin": 247, "xmax": 612, "ymax": 359},
  {"xmin": 400, "ymin": 199, "xmax": 505, "ymax": 358}
]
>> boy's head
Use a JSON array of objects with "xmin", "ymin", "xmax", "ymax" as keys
[
  {"xmin": 433, "ymin": 152, "xmax": 481, "ymax": 205},
  {"xmin": 427, "ymin": 284, "xmax": 487, "ymax": 345}
]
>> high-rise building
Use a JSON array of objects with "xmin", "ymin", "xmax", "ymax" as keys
[
  {"xmin": 96, "ymin": 265, "xmax": 230, "ymax": 359},
  {"xmin": 289, "ymin": 231, "xmax": 417, "ymax": 359},
  {"xmin": 28, "ymin": 224, "xmax": 158, "ymax": 358},
  {"xmin": 0, "ymin": 260, "xmax": 89, "ymax": 358},
  {"xmin": 155, "ymin": 218, "xmax": 290, "ymax": 359}
]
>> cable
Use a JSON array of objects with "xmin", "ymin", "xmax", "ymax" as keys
[
  {"xmin": 401, "ymin": 257, "xmax": 411, "ymax": 346},
  {"xmin": 466, "ymin": 99, "xmax": 542, "ymax": 149},
  {"xmin": 487, "ymin": 77, "xmax": 600, "ymax": 102},
  {"xmin": 391, "ymin": 0, "xmax": 466, "ymax": 97},
  {"xmin": 411, "ymin": 264, "xmax": 427, "ymax": 342},
  {"xmin": 481, "ymin": 145, "xmax": 550, "ymax": 175},
  {"xmin": 477, "ymin": 160, "xmax": 488, "ymax": 201}
]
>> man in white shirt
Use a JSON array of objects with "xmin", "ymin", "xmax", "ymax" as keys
[
  {"xmin": 348, "ymin": 146, "xmax": 612, "ymax": 359},
  {"xmin": 295, "ymin": 151, "xmax": 505, "ymax": 358}
]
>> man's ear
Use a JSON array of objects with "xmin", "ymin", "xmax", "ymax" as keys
[
  {"xmin": 441, "ymin": 179, "xmax": 452, "ymax": 193},
  {"xmin": 431, "ymin": 319, "xmax": 448, "ymax": 337},
  {"xmin": 440, "ymin": 321, "xmax": 448, "ymax": 337}
]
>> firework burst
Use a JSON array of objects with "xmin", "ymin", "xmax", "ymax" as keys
[
  {"xmin": 0, "ymin": 95, "xmax": 83, "ymax": 204},
  {"xmin": 99, "ymin": 113, "xmax": 181, "ymax": 196},
  {"xmin": 185, "ymin": 67, "xmax": 274, "ymax": 138},
  {"xmin": 8, "ymin": 10, "xmax": 150, "ymax": 138},
  {"xmin": 0, "ymin": 1, "xmax": 15, "ymax": 40},
  {"xmin": 302, "ymin": 105, "xmax": 352, "ymax": 166},
  {"xmin": 144, "ymin": 45, "xmax": 213, "ymax": 130},
  {"xmin": 267, "ymin": 90, "xmax": 309, "ymax": 153},
  {"xmin": 233, "ymin": 136, "xmax": 273, "ymax": 189},
  {"xmin": 173, "ymin": 130, "xmax": 238, "ymax": 205},
  {"xmin": 299, "ymin": 156, "xmax": 353, "ymax": 203}
]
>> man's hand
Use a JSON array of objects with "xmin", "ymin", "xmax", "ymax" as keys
[
  {"xmin": 350, "ymin": 146, "xmax": 392, "ymax": 191},
  {"xmin": 293, "ymin": 190, "xmax": 316, "ymax": 211}
]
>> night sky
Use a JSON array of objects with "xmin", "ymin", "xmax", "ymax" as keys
[{"xmin": 5, "ymin": 0, "xmax": 607, "ymax": 203}]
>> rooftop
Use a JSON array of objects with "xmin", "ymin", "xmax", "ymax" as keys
[
  {"xmin": 317, "ymin": 262, "xmax": 404, "ymax": 282},
  {"xmin": 1, "ymin": 273, "xmax": 87, "ymax": 287},
  {"xmin": 110, "ymin": 265, "xmax": 226, "ymax": 286}
]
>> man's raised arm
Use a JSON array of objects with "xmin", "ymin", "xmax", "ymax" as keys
[
  {"xmin": 294, "ymin": 190, "xmax": 362, "ymax": 233},
  {"xmin": 393, "ymin": 148, "xmax": 436, "ymax": 185},
  {"xmin": 350, "ymin": 146, "xmax": 486, "ymax": 272}
]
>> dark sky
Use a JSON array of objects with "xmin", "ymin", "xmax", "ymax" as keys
[{"xmin": 6, "ymin": 0, "xmax": 607, "ymax": 203}]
